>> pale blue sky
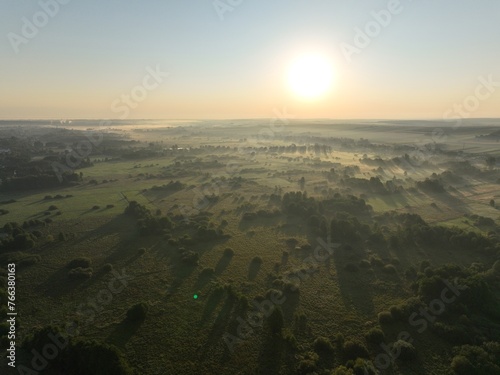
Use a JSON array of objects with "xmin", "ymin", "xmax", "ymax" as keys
[{"xmin": 1, "ymin": 0, "xmax": 499, "ymax": 119}]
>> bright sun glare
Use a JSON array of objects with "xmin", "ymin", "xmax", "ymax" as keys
[{"xmin": 287, "ymin": 54, "xmax": 334, "ymax": 100}]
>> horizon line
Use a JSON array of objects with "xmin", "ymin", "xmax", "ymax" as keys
[{"xmin": 0, "ymin": 117, "xmax": 499, "ymax": 122}]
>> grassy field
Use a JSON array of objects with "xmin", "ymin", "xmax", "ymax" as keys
[{"xmin": 0, "ymin": 120, "xmax": 499, "ymax": 374}]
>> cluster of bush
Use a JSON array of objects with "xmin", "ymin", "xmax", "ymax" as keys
[
  {"xmin": 450, "ymin": 342, "xmax": 500, "ymax": 374},
  {"xmin": 66, "ymin": 258, "xmax": 93, "ymax": 280},
  {"xmin": 0, "ymin": 222, "xmax": 43, "ymax": 252},
  {"xmin": 124, "ymin": 201, "xmax": 173, "ymax": 236},
  {"xmin": 381, "ymin": 212, "xmax": 497, "ymax": 254},
  {"xmin": 0, "ymin": 172, "xmax": 81, "ymax": 192},
  {"xmin": 341, "ymin": 176, "xmax": 396, "ymax": 195},
  {"xmin": 21, "ymin": 325, "xmax": 135, "ymax": 374},
  {"xmin": 179, "ymin": 248, "xmax": 199, "ymax": 265},
  {"xmin": 43, "ymin": 194, "xmax": 73, "ymax": 200},
  {"xmin": 150, "ymin": 180, "xmax": 186, "ymax": 192},
  {"xmin": 416, "ymin": 177, "xmax": 446, "ymax": 193}
]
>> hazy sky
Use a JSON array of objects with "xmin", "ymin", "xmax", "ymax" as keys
[{"xmin": 1, "ymin": 0, "xmax": 499, "ymax": 120}]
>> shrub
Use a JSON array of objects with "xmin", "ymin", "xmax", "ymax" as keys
[
  {"xmin": 313, "ymin": 336, "xmax": 334, "ymax": 357},
  {"xmin": 378, "ymin": 311, "xmax": 394, "ymax": 324},
  {"xmin": 126, "ymin": 303, "xmax": 148, "ymax": 322},
  {"xmin": 138, "ymin": 248, "xmax": 146, "ymax": 255},
  {"xmin": 106, "ymin": 204, "xmax": 115, "ymax": 209},
  {"xmin": 48, "ymin": 205, "xmax": 58, "ymax": 211},
  {"xmin": 180, "ymin": 249, "xmax": 199, "ymax": 265},
  {"xmin": 68, "ymin": 267, "xmax": 93, "ymax": 280},
  {"xmin": 451, "ymin": 355, "xmax": 474, "ymax": 375},
  {"xmin": 393, "ymin": 340, "xmax": 417, "ymax": 361},
  {"xmin": 342, "ymin": 340, "xmax": 369, "ymax": 361},
  {"xmin": 32, "ymin": 230, "xmax": 43, "ymax": 238},
  {"xmin": 297, "ymin": 357, "xmax": 317, "ymax": 375},
  {"xmin": 91, "ymin": 205, "xmax": 100, "ymax": 210},
  {"xmin": 390, "ymin": 305, "xmax": 405, "ymax": 321},
  {"xmin": 365, "ymin": 327, "xmax": 385, "ymax": 344},
  {"xmin": 66, "ymin": 258, "xmax": 92, "ymax": 269}
]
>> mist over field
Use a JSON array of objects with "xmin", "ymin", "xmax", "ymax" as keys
[
  {"xmin": 1, "ymin": 1, "xmax": 500, "ymax": 374},
  {"xmin": 0, "ymin": 118, "xmax": 499, "ymax": 374}
]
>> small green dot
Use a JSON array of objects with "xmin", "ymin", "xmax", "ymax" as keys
[{"xmin": 193, "ymin": 294, "xmax": 198, "ymax": 299}]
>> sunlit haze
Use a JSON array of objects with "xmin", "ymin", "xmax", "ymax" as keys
[{"xmin": 1, "ymin": 0, "xmax": 499, "ymax": 119}]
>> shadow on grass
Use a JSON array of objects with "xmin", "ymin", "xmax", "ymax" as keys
[
  {"xmin": 214, "ymin": 254, "xmax": 232, "ymax": 275},
  {"xmin": 39, "ymin": 267, "xmax": 91, "ymax": 297},
  {"xmin": 257, "ymin": 334, "xmax": 283, "ymax": 375},
  {"xmin": 333, "ymin": 246, "xmax": 375, "ymax": 317},
  {"xmin": 106, "ymin": 318, "xmax": 143, "ymax": 349},
  {"xmin": 199, "ymin": 289, "xmax": 225, "ymax": 325},
  {"xmin": 248, "ymin": 261, "xmax": 261, "ymax": 281},
  {"xmin": 195, "ymin": 270, "xmax": 215, "ymax": 290},
  {"xmin": 281, "ymin": 291, "xmax": 300, "ymax": 323},
  {"xmin": 199, "ymin": 295, "xmax": 236, "ymax": 361}
]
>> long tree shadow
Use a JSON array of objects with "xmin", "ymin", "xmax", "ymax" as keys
[
  {"xmin": 281, "ymin": 289, "xmax": 300, "ymax": 323},
  {"xmin": 333, "ymin": 245, "xmax": 375, "ymax": 317},
  {"xmin": 214, "ymin": 254, "xmax": 232, "ymax": 275},
  {"xmin": 199, "ymin": 295, "xmax": 236, "ymax": 361},
  {"xmin": 70, "ymin": 214, "xmax": 137, "ymax": 250},
  {"xmin": 38, "ymin": 267, "xmax": 91, "ymax": 297},
  {"xmin": 106, "ymin": 318, "xmax": 143, "ymax": 349},
  {"xmin": 248, "ymin": 260, "xmax": 262, "ymax": 281},
  {"xmin": 257, "ymin": 334, "xmax": 283, "ymax": 375},
  {"xmin": 199, "ymin": 288, "xmax": 225, "ymax": 325}
]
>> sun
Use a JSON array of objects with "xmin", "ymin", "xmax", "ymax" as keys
[{"xmin": 287, "ymin": 54, "xmax": 334, "ymax": 100}]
